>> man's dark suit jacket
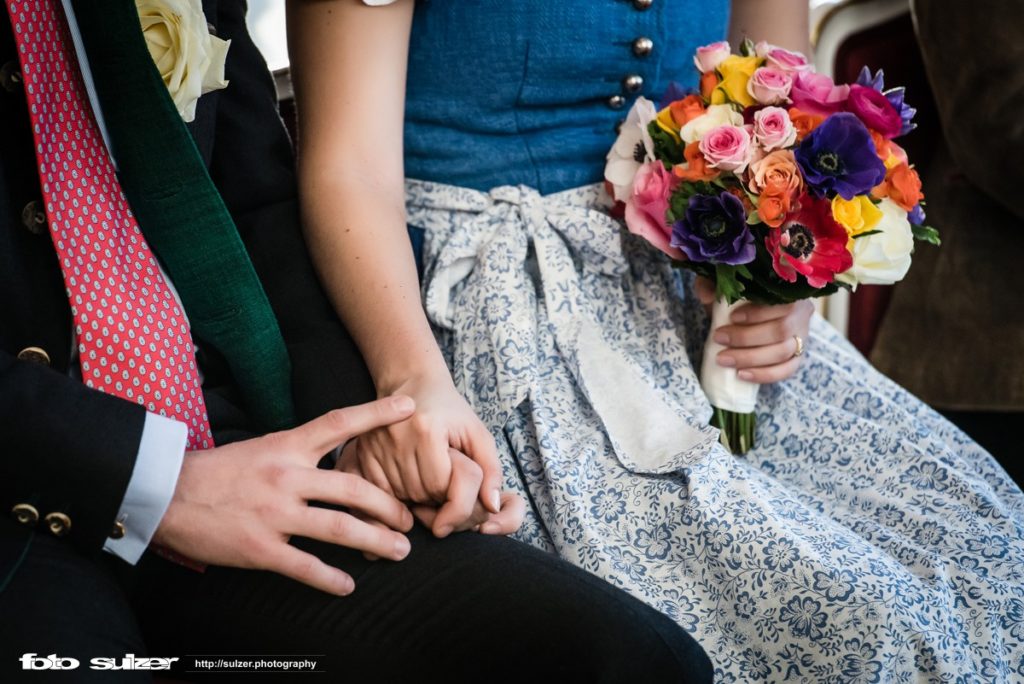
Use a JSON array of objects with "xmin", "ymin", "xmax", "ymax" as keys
[{"xmin": 0, "ymin": 0, "xmax": 374, "ymax": 580}]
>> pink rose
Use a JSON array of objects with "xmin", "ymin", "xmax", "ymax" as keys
[
  {"xmin": 747, "ymin": 66, "xmax": 793, "ymax": 105},
  {"xmin": 752, "ymin": 106, "xmax": 797, "ymax": 150},
  {"xmin": 765, "ymin": 47, "xmax": 812, "ymax": 74},
  {"xmin": 693, "ymin": 41, "xmax": 731, "ymax": 73},
  {"xmin": 624, "ymin": 162, "xmax": 685, "ymax": 260},
  {"xmin": 790, "ymin": 71, "xmax": 850, "ymax": 117},
  {"xmin": 699, "ymin": 124, "xmax": 753, "ymax": 173},
  {"xmin": 845, "ymin": 85, "xmax": 902, "ymax": 139}
]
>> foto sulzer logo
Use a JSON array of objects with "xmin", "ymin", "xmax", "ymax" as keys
[{"xmin": 20, "ymin": 653, "xmax": 179, "ymax": 671}]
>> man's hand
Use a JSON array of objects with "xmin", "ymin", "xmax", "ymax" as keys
[{"xmin": 153, "ymin": 397, "xmax": 418, "ymax": 596}]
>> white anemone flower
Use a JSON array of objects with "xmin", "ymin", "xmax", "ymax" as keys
[{"xmin": 604, "ymin": 97, "xmax": 658, "ymax": 203}]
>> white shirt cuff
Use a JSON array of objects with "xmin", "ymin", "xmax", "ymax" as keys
[{"xmin": 103, "ymin": 412, "xmax": 188, "ymax": 564}]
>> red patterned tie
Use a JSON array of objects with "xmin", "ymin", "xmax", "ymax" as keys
[{"xmin": 7, "ymin": 0, "xmax": 213, "ymax": 450}]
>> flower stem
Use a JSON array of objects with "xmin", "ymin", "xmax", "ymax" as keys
[{"xmin": 711, "ymin": 407, "xmax": 756, "ymax": 455}]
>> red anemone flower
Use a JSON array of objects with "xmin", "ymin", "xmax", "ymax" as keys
[{"xmin": 766, "ymin": 194, "xmax": 852, "ymax": 288}]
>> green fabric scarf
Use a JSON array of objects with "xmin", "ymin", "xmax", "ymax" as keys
[{"xmin": 70, "ymin": 0, "xmax": 295, "ymax": 431}]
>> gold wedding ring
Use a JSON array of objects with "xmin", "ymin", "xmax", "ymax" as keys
[{"xmin": 792, "ymin": 334, "xmax": 805, "ymax": 359}]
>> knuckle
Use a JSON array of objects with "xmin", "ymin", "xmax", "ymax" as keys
[
  {"xmin": 328, "ymin": 513, "xmax": 353, "ymax": 541},
  {"xmin": 325, "ymin": 408, "xmax": 352, "ymax": 435}
]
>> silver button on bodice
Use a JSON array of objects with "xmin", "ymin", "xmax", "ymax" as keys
[
  {"xmin": 632, "ymin": 37, "xmax": 654, "ymax": 57},
  {"xmin": 622, "ymin": 74, "xmax": 644, "ymax": 94}
]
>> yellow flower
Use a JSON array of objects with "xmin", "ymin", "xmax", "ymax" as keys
[
  {"xmin": 711, "ymin": 55, "xmax": 761, "ymax": 107},
  {"xmin": 832, "ymin": 195, "xmax": 884, "ymax": 249},
  {"xmin": 655, "ymin": 106, "xmax": 682, "ymax": 143}
]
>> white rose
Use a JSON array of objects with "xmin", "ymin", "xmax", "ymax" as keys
[
  {"xmin": 137, "ymin": 0, "xmax": 230, "ymax": 122},
  {"xmin": 836, "ymin": 198, "xmax": 914, "ymax": 288},
  {"xmin": 604, "ymin": 97, "xmax": 658, "ymax": 203},
  {"xmin": 679, "ymin": 104, "xmax": 744, "ymax": 145}
]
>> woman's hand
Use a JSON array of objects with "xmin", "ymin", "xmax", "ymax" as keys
[
  {"xmin": 695, "ymin": 275, "xmax": 813, "ymax": 384},
  {"xmin": 338, "ymin": 442, "xmax": 524, "ymax": 542},
  {"xmin": 352, "ymin": 371, "xmax": 503, "ymax": 514}
]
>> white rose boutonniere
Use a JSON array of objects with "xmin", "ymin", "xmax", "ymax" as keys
[{"xmin": 136, "ymin": 0, "xmax": 230, "ymax": 122}]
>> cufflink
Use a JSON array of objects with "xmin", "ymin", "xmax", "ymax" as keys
[{"xmin": 109, "ymin": 518, "xmax": 127, "ymax": 540}]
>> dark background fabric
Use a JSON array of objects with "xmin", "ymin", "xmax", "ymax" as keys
[{"xmin": 869, "ymin": 0, "xmax": 1024, "ymax": 474}]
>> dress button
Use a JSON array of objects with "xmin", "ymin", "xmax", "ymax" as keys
[
  {"xmin": 17, "ymin": 347, "xmax": 51, "ymax": 367},
  {"xmin": 622, "ymin": 74, "xmax": 644, "ymax": 94},
  {"xmin": 632, "ymin": 37, "xmax": 654, "ymax": 57},
  {"xmin": 44, "ymin": 512, "xmax": 72, "ymax": 538},
  {"xmin": 633, "ymin": 0, "xmax": 654, "ymax": 10},
  {"xmin": 0, "ymin": 60, "xmax": 22, "ymax": 92},
  {"xmin": 11, "ymin": 503, "xmax": 39, "ymax": 527},
  {"xmin": 21, "ymin": 200, "xmax": 47, "ymax": 235},
  {"xmin": 607, "ymin": 94, "xmax": 627, "ymax": 110}
]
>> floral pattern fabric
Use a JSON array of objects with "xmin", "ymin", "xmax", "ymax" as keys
[{"xmin": 408, "ymin": 179, "xmax": 1024, "ymax": 682}]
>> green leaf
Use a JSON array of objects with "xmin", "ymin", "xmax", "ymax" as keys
[
  {"xmin": 853, "ymin": 229, "xmax": 882, "ymax": 239},
  {"xmin": 666, "ymin": 186, "xmax": 691, "ymax": 224},
  {"xmin": 714, "ymin": 263, "xmax": 747, "ymax": 304},
  {"xmin": 911, "ymin": 224, "xmax": 941, "ymax": 246},
  {"xmin": 648, "ymin": 122, "xmax": 684, "ymax": 165},
  {"xmin": 746, "ymin": 210, "xmax": 763, "ymax": 225},
  {"xmin": 740, "ymin": 38, "xmax": 755, "ymax": 57}
]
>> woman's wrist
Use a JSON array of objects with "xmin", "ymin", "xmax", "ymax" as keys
[{"xmin": 374, "ymin": 355, "xmax": 455, "ymax": 398}]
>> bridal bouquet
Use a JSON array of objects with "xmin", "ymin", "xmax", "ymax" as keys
[{"xmin": 605, "ymin": 39, "xmax": 939, "ymax": 454}]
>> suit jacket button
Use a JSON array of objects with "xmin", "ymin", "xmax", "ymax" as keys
[
  {"xmin": 44, "ymin": 512, "xmax": 72, "ymax": 537},
  {"xmin": 632, "ymin": 0, "xmax": 654, "ymax": 10},
  {"xmin": 607, "ymin": 94, "xmax": 627, "ymax": 110},
  {"xmin": 17, "ymin": 347, "xmax": 51, "ymax": 367},
  {"xmin": 21, "ymin": 200, "xmax": 47, "ymax": 235},
  {"xmin": 109, "ymin": 520, "xmax": 126, "ymax": 540},
  {"xmin": 0, "ymin": 60, "xmax": 22, "ymax": 92},
  {"xmin": 11, "ymin": 503, "xmax": 39, "ymax": 527}
]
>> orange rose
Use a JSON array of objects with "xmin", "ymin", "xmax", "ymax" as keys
[
  {"xmin": 670, "ymin": 94, "xmax": 707, "ymax": 127},
  {"xmin": 872, "ymin": 162, "xmax": 923, "ymax": 211},
  {"xmin": 674, "ymin": 141, "xmax": 721, "ymax": 182},
  {"xmin": 788, "ymin": 107, "xmax": 824, "ymax": 141},
  {"xmin": 700, "ymin": 71, "xmax": 719, "ymax": 100},
  {"xmin": 748, "ymin": 149, "xmax": 804, "ymax": 198},
  {"xmin": 758, "ymin": 192, "xmax": 791, "ymax": 228},
  {"xmin": 869, "ymin": 130, "xmax": 891, "ymax": 162}
]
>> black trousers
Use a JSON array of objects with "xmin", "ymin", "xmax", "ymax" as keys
[{"xmin": 0, "ymin": 519, "xmax": 712, "ymax": 683}]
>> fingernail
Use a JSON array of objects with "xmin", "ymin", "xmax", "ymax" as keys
[
  {"xmin": 717, "ymin": 355, "xmax": 736, "ymax": 367},
  {"xmin": 339, "ymin": 578, "xmax": 355, "ymax": 596},
  {"xmin": 480, "ymin": 522, "xmax": 501, "ymax": 535},
  {"xmin": 393, "ymin": 536, "xmax": 411, "ymax": 559},
  {"xmin": 732, "ymin": 311, "xmax": 747, "ymax": 323},
  {"xmin": 392, "ymin": 396, "xmax": 414, "ymax": 413},
  {"xmin": 713, "ymin": 331, "xmax": 730, "ymax": 345},
  {"xmin": 490, "ymin": 489, "xmax": 502, "ymax": 512},
  {"xmin": 436, "ymin": 525, "xmax": 453, "ymax": 538},
  {"xmin": 737, "ymin": 370, "xmax": 754, "ymax": 381}
]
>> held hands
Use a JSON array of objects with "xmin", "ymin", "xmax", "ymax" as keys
[
  {"xmin": 695, "ymin": 275, "xmax": 813, "ymax": 384},
  {"xmin": 337, "ymin": 444, "xmax": 525, "ymax": 539},
  {"xmin": 153, "ymin": 397, "xmax": 418, "ymax": 596},
  {"xmin": 350, "ymin": 370, "xmax": 518, "ymax": 526}
]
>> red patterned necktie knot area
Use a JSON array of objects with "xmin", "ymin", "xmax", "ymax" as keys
[{"xmin": 8, "ymin": 0, "xmax": 213, "ymax": 450}]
